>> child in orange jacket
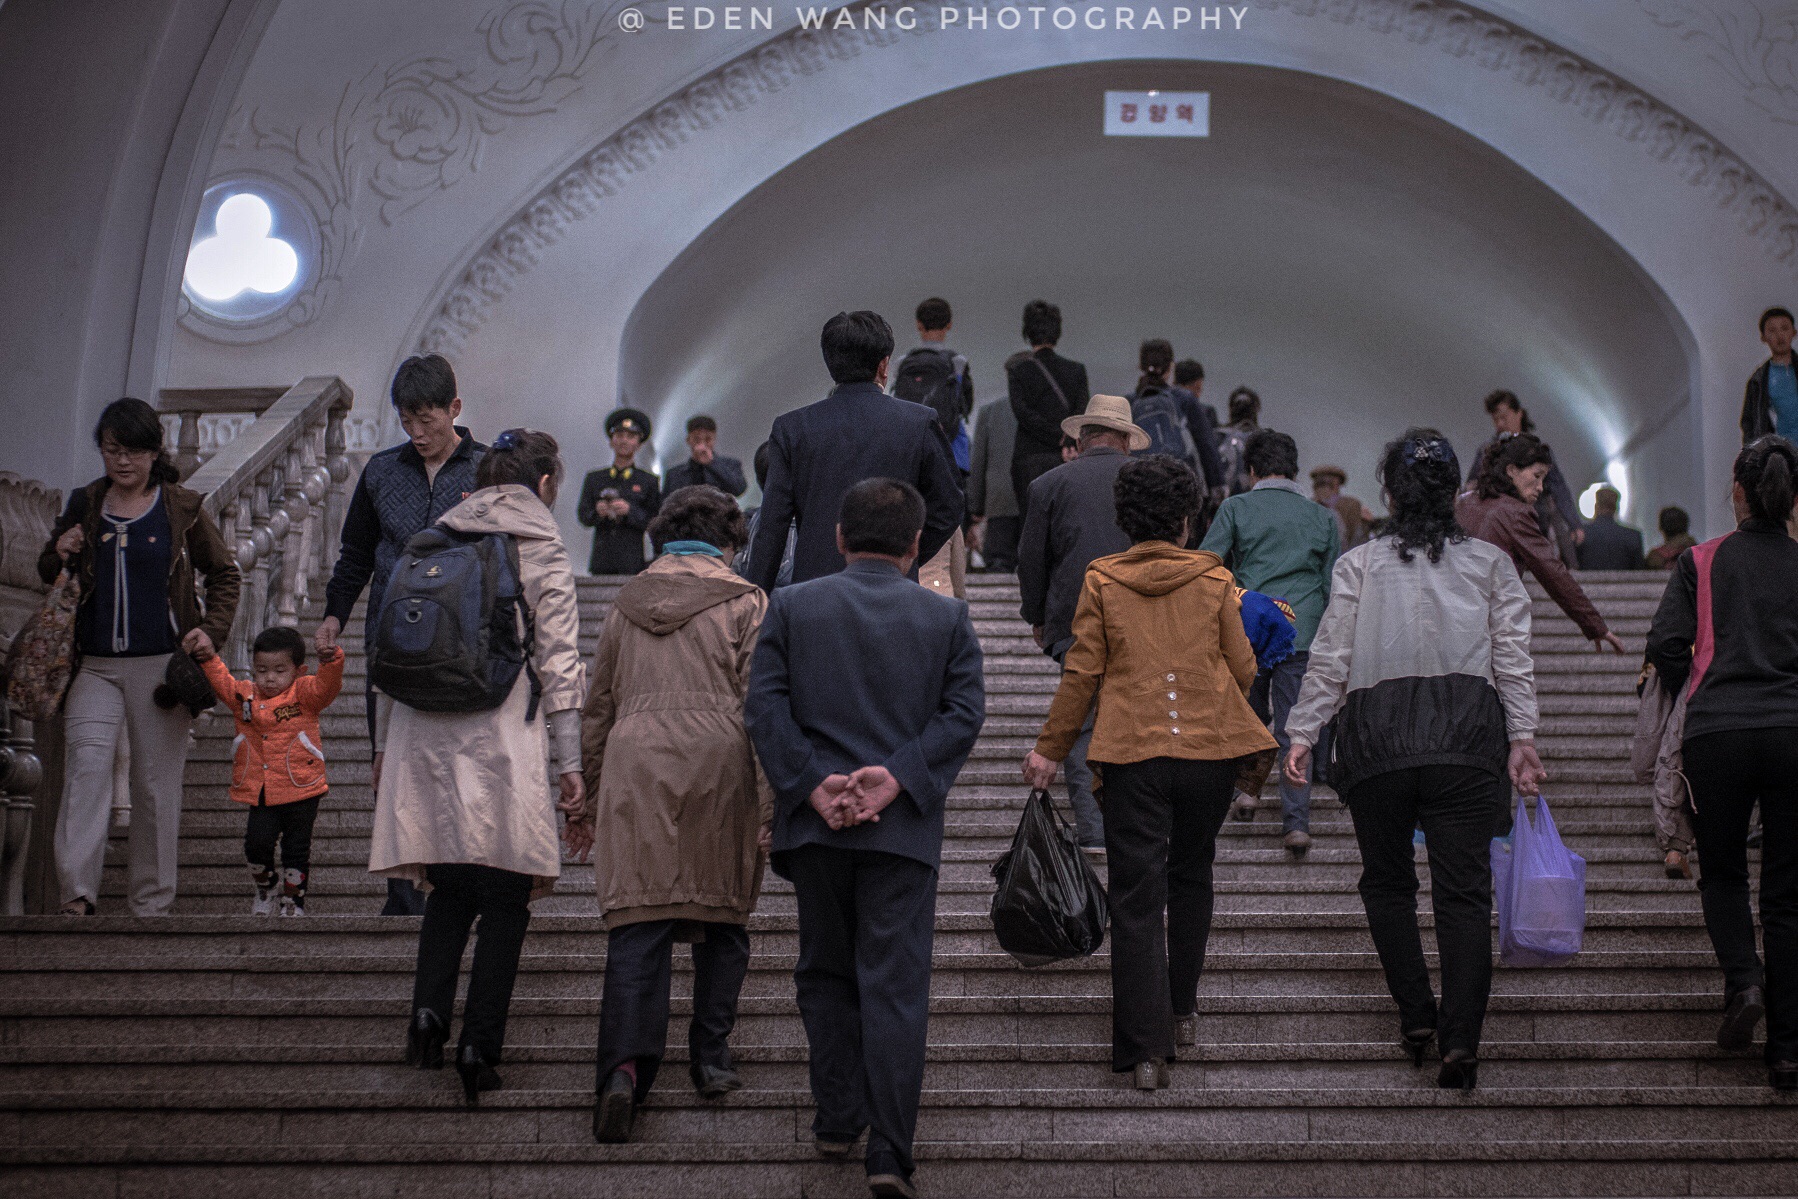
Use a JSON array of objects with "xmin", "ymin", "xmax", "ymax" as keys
[{"xmin": 197, "ymin": 626, "xmax": 344, "ymax": 915}]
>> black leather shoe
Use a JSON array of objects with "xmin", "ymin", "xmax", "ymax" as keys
[
  {"xmin": 1437, "ymin": 1049, "xmax": 1478, "ymax": 1092},
  {"xmin": 1719, "ymin": 986, "xmax": 1766, "ymax": 1052},
  {"xmin": 404, "ymin": 1009, "xmax": 448, "ymax": 1070},
  {"xmin": 1770, "ymin": 1060, "xmax": 1798, "ymax": 1092},
  {"xmin": 593, "ymin": 1068, "xmax": 635, "ymax": 1143},
  {"xmin": 690, "ymin": 1062, "xmax": 743, "ymax": 1099},
  {"xmin": 455, "ymin": 1043, "xmax": 501, "ymax": 1107}
]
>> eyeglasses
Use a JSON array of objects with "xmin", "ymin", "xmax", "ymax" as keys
[{"xmin": 99, "ymin": 444, "xmax": 154, "ymax": 461}]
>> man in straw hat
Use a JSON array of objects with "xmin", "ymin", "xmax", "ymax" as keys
[{"xmin": 1016, "ymin": 395, "xmax": 1150, "ymax": 855}]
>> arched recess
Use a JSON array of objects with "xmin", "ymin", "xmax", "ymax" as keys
[
  {"xmin": 416, "ymin": 3, "xmax": 1793, "ymax": 544},
  {"xmin": 618, "ymin": 59, "xmax": 1696, "ymax": 531}
]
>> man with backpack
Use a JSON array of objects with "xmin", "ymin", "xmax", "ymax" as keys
[
  {"xmin": 890, "ymin": 297, "xmax": 974, "ymax": 478},
  {"xmin": 892, "ymin": 297, "xmax": 975, "ymax": 595},
  {"xmin": 316, "ymin": 353, "xmax": 487, "ymax": 915}
]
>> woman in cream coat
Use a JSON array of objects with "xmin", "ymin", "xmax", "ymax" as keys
[{"xmin": 369, "ymin": 429, "xmax": 587, "ymax": 1105}]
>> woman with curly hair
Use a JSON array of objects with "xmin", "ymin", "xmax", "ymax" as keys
[
  {"xmin": 1021, "ymin": 455, "xmax": 1276, "ymax": 1091},
  {"xmin": 1456, "ymin": 432, "xmax": 1624, "ymax": 653},
  {"xmin": 1287, "ymin": 430, "xmax": 1547, "ymax": 1092},
  {"xmin": 1646, "ymin": 436, "xmax": 1798, "ymax": 1091}
]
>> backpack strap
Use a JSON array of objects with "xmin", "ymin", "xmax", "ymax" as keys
[
  {"xmin": 1025, "ymin": 355, "xmax": 1073, "ymax": 417},
  {"xmin": 501, "ymin": 533, "xmax": 543, "ymax": 723},
  {"xmin": 1686, "ymin": 532, "xmax": 1732, "ymax": 700}
]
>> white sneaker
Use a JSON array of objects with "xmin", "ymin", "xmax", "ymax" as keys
[
  {"xmin": 250, "ymin": 868, "xmax": 278, "ymax": 916},
  {"xmin": 278, "ymin": 896, "xmax": 305, "ymax": 917}
]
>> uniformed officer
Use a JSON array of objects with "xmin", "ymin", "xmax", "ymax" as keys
[{"xmin": 578, "ymin": 408, "xmax": 662, "ymax": 575}]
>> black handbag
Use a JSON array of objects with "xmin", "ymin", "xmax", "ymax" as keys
[{"xmin": 989, "ymin": 789, "xmax": 1109, "ymax": 968}]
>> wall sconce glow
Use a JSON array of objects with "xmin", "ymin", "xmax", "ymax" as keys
[{"xmin": 184, "ymin": 194, "xmax": 299, "ymax": 301}]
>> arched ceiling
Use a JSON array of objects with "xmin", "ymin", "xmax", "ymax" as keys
[
  {"xmin": 620, "ymin": 59, "xmax": 1692, "ymax": 522},
  {"xmin": 152, "ymin": 0, "xmax": 1798, "ymax": 540}
]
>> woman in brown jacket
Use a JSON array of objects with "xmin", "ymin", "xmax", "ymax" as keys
[
  {"xmin": 574, "ymin": 485, "xmax": 772, "ymax": 1144},
  {"xmin": 1023, "ymin": 456, "xmax": 1277, "ymax": 1090},
  {"xmin": 38, "ymin": 398, "xmax": 241, "ymax": 916},
  {"xmin": 1455, "ymin": 433, "xmax": 1624, "ymax": 653}
]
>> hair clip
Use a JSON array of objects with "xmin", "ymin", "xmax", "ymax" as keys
[
  {"xmin": 1402, "ymin": 437, "xmax": 1454, "ymax": 467},
  {"xmin": 493, "ymin": 428, "xmax": 525, "ymax": 450}
]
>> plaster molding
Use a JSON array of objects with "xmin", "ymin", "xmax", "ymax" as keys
[
  {"xmin": 412, "ymin": 0, "xmax": 1798, "ymax": 360},
  {"xmin": 188, "ymin": 0, "xmax": 616, "ymax": 343},
  {"xmin": 1638, "ymin": 0, "xmax": 1798, "ymax": 125}
]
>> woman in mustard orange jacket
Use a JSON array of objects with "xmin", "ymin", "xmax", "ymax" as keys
[
  {"xmin": 199, "ymin": 625, "xmax": 344, "ymax": 915},
  {"xmin": 1023, "ymin": 456, "xmax": 1276, "ymax": 1090}
]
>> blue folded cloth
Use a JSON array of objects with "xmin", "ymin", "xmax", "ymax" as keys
[{"xmin": 1237, "ymin": 587, "xmax": 1297, "ymax": 671}]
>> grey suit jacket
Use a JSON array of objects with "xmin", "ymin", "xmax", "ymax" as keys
[
  {"xmin": 1015, "ymin": 447, "xmax": 1132, "ymax": 658},
  {"xmin": 746, "ymin": 559, "xmax": 986, "ymax": 872}
]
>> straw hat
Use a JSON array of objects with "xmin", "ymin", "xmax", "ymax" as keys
[
  {"xmin": 1309, "ymin": 464, "xmax": 1348, "ymax": 485},
  {"xmin": 1062, "ymin": 394, "xmax": 1150, "ymax": 452}
]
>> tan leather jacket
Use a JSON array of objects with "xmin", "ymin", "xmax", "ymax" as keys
[{"xmin": 1034, "ymin": 541, "xmax": 1277, "ymax": 766}]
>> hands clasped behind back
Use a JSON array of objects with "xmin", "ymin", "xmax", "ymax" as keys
[{"xmin": 808, "ymin": 766, "xmax": 904, "ymax": 830}]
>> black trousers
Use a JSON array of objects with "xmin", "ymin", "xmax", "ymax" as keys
[
  {"xmin": 1098, "ymin": 756, "xmax": 1235, "ymax": 1072},
  {"xmin": 1685, "ymin": 729, "xmax": 1798, "ymax": 1062},
  {"xmin": 786, "ymin": 844, "xmax": 938, "ymax": 1180},
  {"xmin": 243, "ymin": 794, "xmax": 319, "ymax": 881},
  {"xmin": 1343, "ymin": 765, "xmax": 1506, "ymax": 1056},
  {"xmin": 595, "ymin": 918, "xmax": 752, "ymax": 1101},
  {"xmin": 981, "ymin": 515, "xmax": 1020, "ymax": 570},
  {"xmin": 411, "ymin": 863, "xmax": 533, "ymax": 1061}
]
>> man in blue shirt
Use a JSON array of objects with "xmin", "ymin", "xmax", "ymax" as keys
[{"xmin": 1742, "ymin": 306, "xmax": 1797, "ymax": 443}]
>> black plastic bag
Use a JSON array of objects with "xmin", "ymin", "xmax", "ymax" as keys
[{"xmin": 989, "ymin": 789, "xmax": 1109, "ymax": 967}]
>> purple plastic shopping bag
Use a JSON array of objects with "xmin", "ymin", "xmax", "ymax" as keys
[{"xmin": 1492, "ymin": 792, "xmax": 1586, "ymax": 967}]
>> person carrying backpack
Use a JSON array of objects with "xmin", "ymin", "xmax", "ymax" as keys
[
  {"xmin": 1130, "ymin": 340, "xmax": 1225, "ymax": 499},
  {"xmin": 891, "ymin": 297, "xmax": 974, "ymax": 477},
  {"xmin": 369, "ymin": 429, "xmax": 588, "ymax": 1108},
  {"xmin": 1215, "ymin": 387, "xmax": 1262, "ymax": 497}
]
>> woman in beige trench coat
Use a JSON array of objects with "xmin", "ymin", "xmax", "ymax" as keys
[
  {"xmin": 571, "ymin": 484, "xmax": 772, "ymax": 1144},
  {"xmin": 368, "ymin": 430, "xmax": 587, "ymax": 1105}
]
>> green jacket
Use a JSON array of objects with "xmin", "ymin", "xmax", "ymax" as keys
[{"xmin": 1200, "ymin": 479, "xmax": 1340, "ymax": 650}]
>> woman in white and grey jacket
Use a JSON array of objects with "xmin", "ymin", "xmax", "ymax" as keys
[{"xmin": 1284, "ymin": 429, "xmax": 1546, "ymax": 1093}]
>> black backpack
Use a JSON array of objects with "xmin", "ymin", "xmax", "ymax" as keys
[
  {"xmin": 368, "ymin": 526, "xmax": 539, "ymax": 718},
  {"xmin": 893, "ymin": 348, "xmax": 968, "ymax": 440},
  {"xmin": 1130, "ymin": 386, "xmax": 1194, "ymax": 466}
]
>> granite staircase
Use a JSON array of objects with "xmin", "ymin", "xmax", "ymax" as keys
[{"xmin": 3, "ymin": 570, "xmax": 1795, "ymax": 1197}]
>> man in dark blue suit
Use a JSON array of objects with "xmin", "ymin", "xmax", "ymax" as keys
[
  {"xmin": 745, "ymin": 311, "xmax": 963, "ymax": 591},
  {"xmin": 746, "ymin": 479, "xmax": 986, "ymax": 1199}
]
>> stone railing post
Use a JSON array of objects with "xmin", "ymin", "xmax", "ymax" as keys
[
  {"xmin": 0, "ymin": 712, "xmax": 42, "ymax": 915},
  {"xmin": 183, "ymin": 378, "xmax": 354, "ymax": 667}
]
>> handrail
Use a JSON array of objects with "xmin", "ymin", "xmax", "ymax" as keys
[
  {"xmin": 187, "ymin": 376, "xmax": 355, "ymax": 667},
  {"xmin": 158, "ymin": 387, "xmax": 292, "ymax": 480}
]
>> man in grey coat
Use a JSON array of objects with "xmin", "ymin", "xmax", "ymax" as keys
[
  {"xmin": 1015, "ymin": 394, "xmax": 1147, "ymax": 852},
  {"xmin": 746, "ymin": 478, "xmax": 986, "ymax": 1199},
  {"xmin": 969, "ymin": 396, "xmax": 1020, "ymax": 571}
]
